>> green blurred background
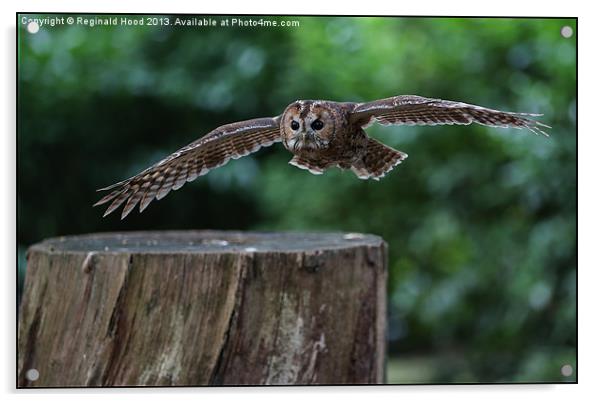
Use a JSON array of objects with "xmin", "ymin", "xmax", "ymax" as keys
[{"xmin": 17, "ymin": 15, "xmax": 576, "ymax": 384}]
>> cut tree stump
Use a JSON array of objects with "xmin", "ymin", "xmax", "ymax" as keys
[{"xmin": 18, "ymin": 231, "xmax": 387, "ymax": 387}]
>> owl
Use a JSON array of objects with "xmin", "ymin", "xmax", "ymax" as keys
[{"xmin": 95, "ymin": 95, "xmax": 549, "ymax": 219}]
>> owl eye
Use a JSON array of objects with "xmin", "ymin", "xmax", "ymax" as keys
[
  {"xmin": 290, "ymin": 120, "xmax": 300, "ymax": 130},
  {"xmin": 311, "ymin": 120, "xmax": 324, "ymax": 130}
]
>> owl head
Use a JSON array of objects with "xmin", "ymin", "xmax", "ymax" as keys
[{"xmin": 280, "ymin": 100, "xmax": 339, "ymax": 153}]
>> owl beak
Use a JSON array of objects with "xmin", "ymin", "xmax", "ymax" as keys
[{"xmin": 293, "ymin": 132, "xmax": 318, "ymax": 151}]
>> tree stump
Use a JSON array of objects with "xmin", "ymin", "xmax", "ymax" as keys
[{"xmin": 18, "ymin": 231, "xmax": 387, "ymax": 387}]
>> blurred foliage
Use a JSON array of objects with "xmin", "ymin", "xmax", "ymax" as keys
[{"xmin": 17, "ymin": 15, "xmax": 576, "ymax": 383}]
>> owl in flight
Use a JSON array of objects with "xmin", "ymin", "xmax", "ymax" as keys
[{"xmin": 95, "ymin": 95, "xmax": 549, "ymax": 219}]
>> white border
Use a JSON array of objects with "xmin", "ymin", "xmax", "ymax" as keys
[{"xmin": 3, "ymin": 1, "xmax": 592, "ymax": 401}]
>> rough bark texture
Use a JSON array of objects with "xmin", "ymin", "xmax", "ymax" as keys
[{"xmin": 18, "ymin": 231, "xmax": 387, "ymax": 387}]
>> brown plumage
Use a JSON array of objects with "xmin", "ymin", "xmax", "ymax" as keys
[{"xmin": 95, "ymin": 95, "xmax": 549, "ymax": 219}]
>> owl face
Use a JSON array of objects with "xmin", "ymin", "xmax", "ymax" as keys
[{"xmin": 281, "ymin": 101, "xmax": 337, "ymax": 153}]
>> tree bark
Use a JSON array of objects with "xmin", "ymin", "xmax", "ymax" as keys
[{"xmin": 18, "ymin": 231, "xmax": 387, "ymax": 387}]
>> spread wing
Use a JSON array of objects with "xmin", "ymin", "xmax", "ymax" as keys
[
  {"xmin": 351, "ymin": 95, "xmax": 550, "ymax": 136},
  {"xmin": 94, "ymin": 116, "xmax": 282, "ymax": 219}
]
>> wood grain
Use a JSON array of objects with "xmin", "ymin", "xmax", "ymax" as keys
[{"xmin": 18, "ymin": 231, "xmax": 387, "ymax": 387}]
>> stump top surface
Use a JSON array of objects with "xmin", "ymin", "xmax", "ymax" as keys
[{"xmin": 30, "ymin": 230, "xmax": 384, "ymax": 254}]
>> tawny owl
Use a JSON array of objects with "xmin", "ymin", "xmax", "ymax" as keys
[{"xmin": 95, "ymin": 95, "xmax": 549, "ymax": 219}]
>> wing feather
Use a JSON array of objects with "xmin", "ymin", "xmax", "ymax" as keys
[
  {"xmin": 352, "ymin": 95, "xmax": 549, "ymax": 136},
  {"xmin": 102, "ymin": 189, "xmax": 130, "ymax": 217},
  {"xmin": 172, "ymin": 160, "xmax": 189, "ymax": 191},
  {"xmin": 95, "ymin": 116, "xmax": 281, "ymax": 218},
  {"xmin": 139, "ymin": 180, "xmax": 157, "ymax": 213}
]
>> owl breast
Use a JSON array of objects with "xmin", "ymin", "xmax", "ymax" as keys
[{"xmin": 280, "ymin": 100, "xmax": 366, "ymax": 166}]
